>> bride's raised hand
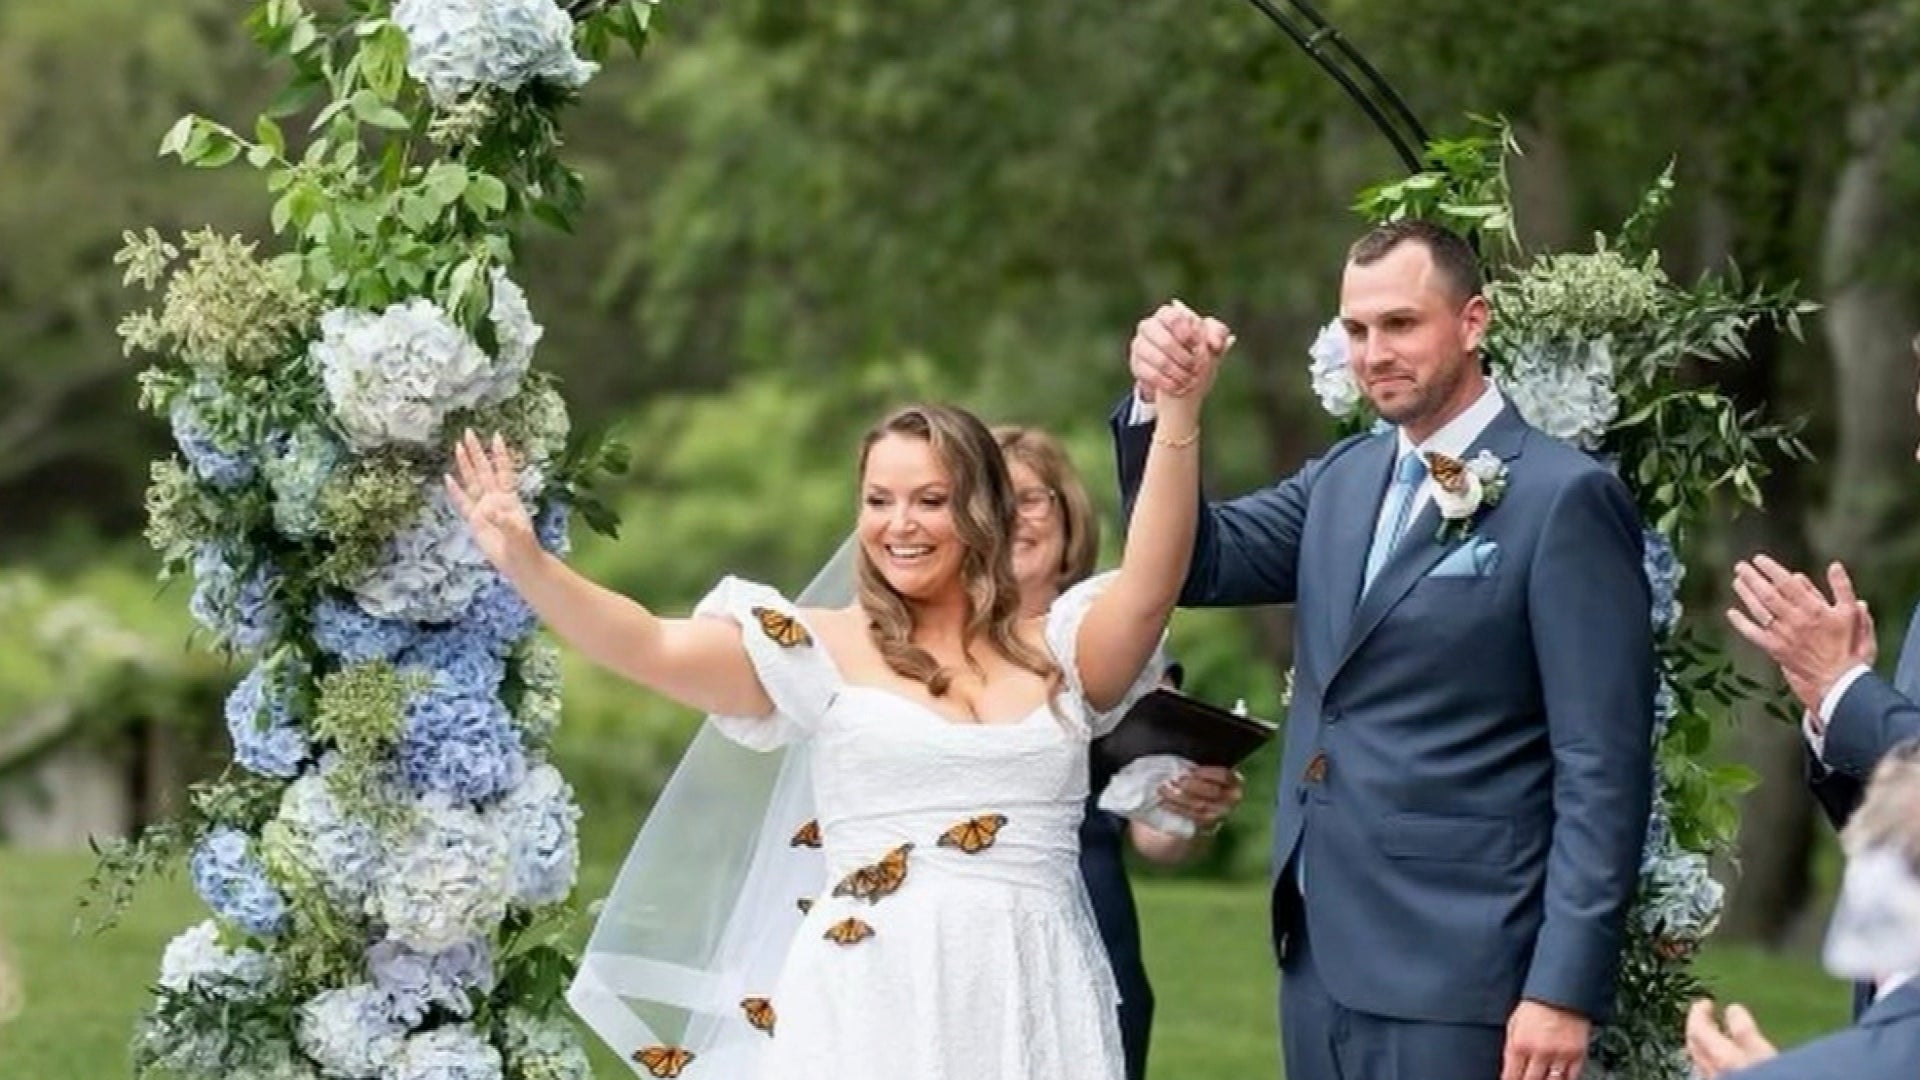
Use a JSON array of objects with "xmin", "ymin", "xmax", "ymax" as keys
[{"xmin": 446, "ymin": 429, "xmax": 539, "ymax": 573}]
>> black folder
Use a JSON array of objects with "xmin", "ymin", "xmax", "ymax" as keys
[{"xmin": 1093, "ymin": 687, "xmax": 1278, "ymax": 770}]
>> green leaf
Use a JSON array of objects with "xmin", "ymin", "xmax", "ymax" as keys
[
  {"xmin": 464, "ymin": 174, "xmax": 509, "ymax": 215},
  {"xmin": 158, "ymin": 115, "xmax": 196, "ymax": 158},
  {"xmin": 349, "ymin": 88, "xmax": 410, "ymax": 132},
  {"xmin": 362, "ymin": 23, "xmax": 411, "ymax": 101},
  {"xmin": 255, "ymin": 116, "xmax": 287, "ymax": 158},
  {"xmin": 422, "ymin": 163, "xmax": 471, "ymax": 209},
  {"xmin": 289, "ymin": 17, "xmax": 319, "ymax": 55}
]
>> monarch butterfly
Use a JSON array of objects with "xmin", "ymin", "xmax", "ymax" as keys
[
  {"xmin": 740, "ymin": 996, "xmax": 777, "ymax": 1036},
  {"xmin": 832, "ymin": 843, "xmax": 913, "ymax": 903},
  {"xmin": 1423, "ymin": 451, "xmax": 1465, "ymax": 495},
  {"xmin": 938, "ymin": 813, "xmax": 1009, "ymax": 855},
  {"xmin": 632, "ymin": 1045, "xmax": 695, "ymax": 1078},
  {"xmin": 790, "ymin": 820, "xmax": 822, "ymax": 848},
  {"xmin": 825, "ymin": 916, "xmax": 875, "ymax": 945},
  {"xmin": 752, "ymin": 606, "xmax": 813, "ymax": 648},
  {"xmin": 796, "ymin": 897, "xmax": 814, "ymax": 915}
]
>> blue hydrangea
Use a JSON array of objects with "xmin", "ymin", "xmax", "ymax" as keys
[
  {"xmin": 1652, "ymin": 679, "xmax": 1678, "ymax": 745},
  {"xmin": 295, "ymin": 983, "xmax": 408, "ymax": 1078},
  {"xmin": 487, "ymin": 764, "xmax": 580, "ymax": 908},
  {"xmin": 353, "ymin": 486, "xmax": 493, "ymax": 623},
  {"xmin": 367, "ymin": 939, "xmax": 496, "ymax": 1025},
  {"xmin": 171, "ymin": 389, "xmax": 255, "ymax": 491},
  {"xmin": 269, "ymin": 768, "xmax": 383, "ymax": 915},
  {"xmin": 190, "ymin": 545, "xmax": 284, "ymax": 652},
  {"xmin": 225, "ymin": 662, "xmax": 311, "ymax": 778},
  {"xmin": 311, "ymin": 592, "xmax": 418, "ymax": 663},
  {"xmin": 399, "ymin": 680, "xmax": 527, "ymax": 803},
  {"xmin": 535, "ymin": 500, "xmax": 570, "ymax": 556},
  {"xmin": 458, "ymin": 574, "xmax": 538, "ymax": 651},
  {"xmin": 1643, "ymin": 527, "xmax": 1683, "ymax": 634},
  {"xmin": 401, "ymin": 626, "xmax": 507, "ymax": 695},
  {"xmin": 190, "ymin": 826, "xmax": 288, "ymax": 938},
  {"xmin": 262, "ymin": 426, "xmax": 342, "ymax": 540}
]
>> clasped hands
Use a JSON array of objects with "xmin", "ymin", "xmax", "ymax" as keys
[{"xmin": 1129, "ymin": 300, "xmax": 1235, "ymax": 406}]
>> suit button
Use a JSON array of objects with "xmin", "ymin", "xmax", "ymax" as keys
[{"xmin": 1303, "ymin": 753, "xmax": 1329, "ymax": 784}]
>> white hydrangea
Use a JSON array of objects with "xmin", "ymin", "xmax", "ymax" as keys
[
  {"xmin": 376, "ymin": 794, "xmax": 513, "ymax": 954},
  {"xmin": 158, "ymin": 919, "xmax": 280, "ymax": 1001},
  {"xmin": 388, "ymin": 1024, "xmax": 505, "ymax": 1080},
  {"xmin": 352, "ymin": 482, "xmax": 493, "ymax": 622},
  {"xmin": 295, "ymin": 983, "xmax": 407, "ymax": 1079},
  {"xmin": 1501, "ymin": 338, "xmax": 1621, "ymax": 450},
  {"xmin": 393, "ymin": 0, "xmax": 598, "ymax": 107},
  {"xmin": 1307, "ymin": 317, "xmax": 1363, "ymax": 420},
  {"xmin": 484, "ymin": 269, "xmax": 541, "ymax": 406},
  {"xmin": 488, "ymin": 763, "xmax": 582, "ymax": 908},
  {"xmin": 315, "ymin": 299, "xmax": 497, "ymax": 450},
  {"xmin": 268, "ymin": 771, "xmax": 383, "ymax": 914}
]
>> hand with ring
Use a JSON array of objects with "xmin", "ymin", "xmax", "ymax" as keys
[{"xmin": 1725, "ymin": 554, "xmax": 1875, "ymax": 714}]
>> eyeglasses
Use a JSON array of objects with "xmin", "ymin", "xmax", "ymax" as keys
[{"xmin": 1015, "ymin": 487, "xmax": 1059, "ymax": 519}]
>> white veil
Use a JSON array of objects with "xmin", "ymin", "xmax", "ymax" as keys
[{"xmin": 569, "ymin": 538, "xmax": 856, "ymax": 1078}]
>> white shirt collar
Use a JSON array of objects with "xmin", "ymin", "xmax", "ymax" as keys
[
  {"xmin": 1881, "ymin": 971, "xmax": 1915, "ymax": 1000},
  {"xmin": 1395, "ymin": 379, "xmax": 1504, "ymax": 462}
]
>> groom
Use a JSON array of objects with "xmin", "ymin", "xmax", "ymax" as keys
[{"xmin": 1113, "ymin": 220, "xmax": 1655, "ymax": 1080}]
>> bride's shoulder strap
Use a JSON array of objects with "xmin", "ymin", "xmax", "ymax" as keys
[{"xmin": 693, "ymin": 575, "xmax": 843, "ymax": 749}]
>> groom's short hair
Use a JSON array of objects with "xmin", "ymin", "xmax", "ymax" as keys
[{"xmin": 1347, "ymin": 220, "xmax": 1484, "ymax": 305}]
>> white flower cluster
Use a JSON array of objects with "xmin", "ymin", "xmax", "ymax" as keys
[
  {"xmin": 1501, "ymin": 338, "xmax": 1621, "ymax": 450},
  {"xmin": 314, "ymin": 290, "xmax": 533, "ymax": 451},
  {"xmin": 1307, "ymin": 318, "xmax": 1363, "ymax": 420},
  {"xmin": 265, "ymin": 771, "xmax": 383, "ymax": 914},
  {"xmin": 389, "ymin": 1024, "xmax": 505, "ymax": 1080},
  {"xmin": 488, "ymin": 763, "xmax": 581, "ymax": 908},
  {"xmin": 1638, "ymin": 841, "xmax": 1725, "ymax": 946},
  {"xmin": 295, "ymin": 983, "xmax": 408, "ymax": 1079},
  {"xmin": 158, "ymin": 919, "xmax": 280, "ymax": 1001},
  {"xmin": 393, "ymin": 0, "xmax": 598, "ymax": 107},
  {"xmin": 375, "ymin": 795, "xmax": 513, "ymax": 954},
  {"xmin": 352, "ymin": 483, "xmax": 493, "ymax": 622}
]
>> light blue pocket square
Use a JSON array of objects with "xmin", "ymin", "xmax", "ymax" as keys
[{"xmin": 1428, "ymin": 538, "xmax": 1500, "ymax": 579}]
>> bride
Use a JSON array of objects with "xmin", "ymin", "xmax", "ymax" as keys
[{"xmin": 446, "ymin": 342, "xmax": 1219, "ymax": 1079}]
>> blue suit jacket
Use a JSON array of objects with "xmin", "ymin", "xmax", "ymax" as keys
[
  {"xmin": 1113, "ymin": 398, "xmax": 1654, "ymax": 1026},
  {"xmin": 1731, "ymin": 979, "xmax": 1920, "ymax": 1080}
]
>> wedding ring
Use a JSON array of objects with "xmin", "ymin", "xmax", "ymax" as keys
[
  {"xmin": 1758, "ymin": 610, "xmax": 1776, "ymax": 629},
  {"xmin": 1546, "ymin": 1069, "xmax": 1565, "ymax": 1079}
]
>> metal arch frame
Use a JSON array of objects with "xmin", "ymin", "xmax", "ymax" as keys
[{"xmin": 1240, "ymin": 0, "xmax": 1431, "ymax": 176}]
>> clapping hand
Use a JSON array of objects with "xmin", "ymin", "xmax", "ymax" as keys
[{"xmin": 446, "ymin": 429, "xmax": 539, "ymax": 575}]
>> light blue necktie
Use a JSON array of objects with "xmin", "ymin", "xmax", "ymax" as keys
[{"xmin": 1362, "ymin": 451, "xmax": 1428, "ymax": 593}]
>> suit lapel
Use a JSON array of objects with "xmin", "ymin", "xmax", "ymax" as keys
[
  {"xmin": 1326, "ymin": 405, "xmax": 1531, "ymax": 687},
  {"xmin": 1324, "ymin": 433, "xmax": 1400, "ymax": 653},
  {"xmin": 1861, "ymin": 979, "xmax": 1920, "ymax": 1028}
]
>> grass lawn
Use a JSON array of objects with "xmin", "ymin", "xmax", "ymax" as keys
[{"xmin": 0, "ymin": 849, "xmax": 1848, "ymax": 1079}]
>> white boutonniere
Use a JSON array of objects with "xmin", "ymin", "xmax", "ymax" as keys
[{"xmin": 1425, "ymin": 449, "xmax": 1508, "ymax": 542}]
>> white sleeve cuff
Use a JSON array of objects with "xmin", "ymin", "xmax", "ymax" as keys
[
  {"xmin": 1128, "ymin": 392, "xmax": 1158, "ymax": 426},
  {"xmin": 1802, "ymin": 710, "xmax": 1827, "ymax": 762},
  {"xmin": 1811, "ymin": 664, "xmax": 1874, "ymax": 760}
]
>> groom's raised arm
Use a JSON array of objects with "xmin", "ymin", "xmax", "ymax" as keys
[
  {"xmin": 1522, "ymin": 467, "xmax": 1656, "ymax": 1020},
  {"xmin": 1110, "ymin": 393, "xmax": 1336, "ymax": 609},
  {"xmin": 1823, "ymin": 672, "xmax": 1920, "ymax": 780}
]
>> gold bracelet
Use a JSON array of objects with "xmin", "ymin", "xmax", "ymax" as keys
[{"xmin": 1152, "ymin": 426, "xmax": 1200, "ymax": 449}]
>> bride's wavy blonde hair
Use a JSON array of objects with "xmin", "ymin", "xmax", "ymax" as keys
[{"xmin": 856, "ymin": 405, "xmax": 1057, "ymax": 696}]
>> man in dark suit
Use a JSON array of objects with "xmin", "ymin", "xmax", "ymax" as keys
[
  {"xmin": 1725, "ymin": 342, "xmax": 1920, "ymax": 1016},
  {"xmin": 1685, "ymin": 740, "xmax": 1920, "ymax": 1079},
  {"xmin": 1112, "ymin": 220, "xmax": 1656, "ymax": 1080}
]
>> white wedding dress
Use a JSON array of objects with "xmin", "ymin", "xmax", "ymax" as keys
[{"xmin": 697, "ymin": 573, "xmax": 1154, "ymax": 1080}]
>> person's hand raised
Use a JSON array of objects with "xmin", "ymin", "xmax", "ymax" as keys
[{"xmin": 446, "ymin": 429, "xmax": 539, "ymax": 575}]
